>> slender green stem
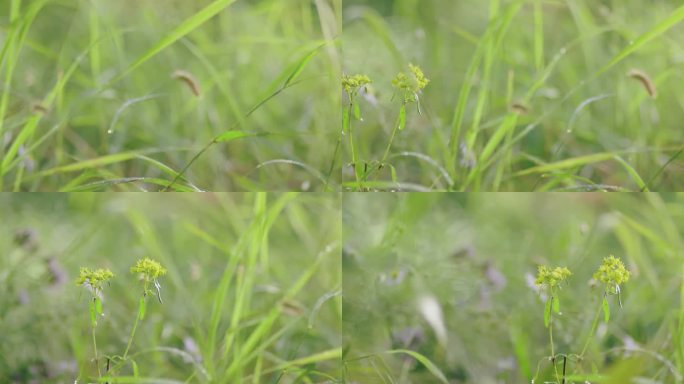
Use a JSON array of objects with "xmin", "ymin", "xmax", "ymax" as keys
[
  {"xmin": 580, "ymin": 298, "xmax": 603, "ymax": 357},
  {"xmin": 162, "ymin": 140, "xmax": 213, "ymax": 192},
  {"xmin": 549, "ymin": 320, "xmax": 560, "ymax": 383},
  {"xmin": 92, "ymin": 322, "xmax": 101, "ymax": 377},
  {"xmin": 380, "ymin": 104, "xmax": 405, "ymax": 164},
  {"xmin": 162, "ymin": 81, "xmax": 300, "ymax": 191},
  {"xmin": 123, "ymin": 297, "xmax": 143, "ymax": 360},
  {"xmin": 346, "ymin": 101, "xmax": 361, "ymax": 187}
]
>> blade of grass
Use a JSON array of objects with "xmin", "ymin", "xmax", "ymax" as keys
[
  {"xmin": 613, "ymin": 155, "xmax": 648, "ymax": 191},
  {"xmin": 2, "ymin": 45, "xmax": 91, "ymax": 188},
  {"xmin": 28, "ymin": 151, "xmax": 143, "ymax": 178},
  {"xmin": 594, "ymin": 4, "xmax": 684, "ymax": 78},
  {"xmin": 60, "ymin": 177, "xmax": 196, "ymax": 192},
  {"xmin": 109, "ymin": 0, "xmax": 238, "ymax": 84},
  {"xmin": 384, "ymin": 349, "xmax": 449, "ymax": 384},
  {"xmin": 162, "ymin": 45, "xmax": 324, "ymax": 191},
  {"xmin": 512, "ymin": 152, "xmax": 619, "ymax": 177},
  {"xmin": 222, "ymin": 241, "xmax": 330, "ymax": 380},
  {"xmin": 533, "ymin": 0, "xmax": 544, "ymax": 72}
]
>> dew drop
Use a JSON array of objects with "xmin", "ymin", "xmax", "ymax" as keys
[
  {"xmin": 107, "ymin": 129, "xmax": 113, "ymax": 134},
  {"xmin": 560, "ymin": 47, "xmax": 567, "ymax": 55}
]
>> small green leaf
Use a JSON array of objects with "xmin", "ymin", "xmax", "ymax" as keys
[
  {"xmin": 139, "ymin": 296, "xmax": 146, "ymax": 320},
  {"xmin": 354, "ymin": 103, "xmax": 361, "ymax": 120},
  {"xmin": 552, "ymin": 295, "xmax": 560, "ymax": 314},
  {"xmin": 95, "ymin": 297, "xmax": 103, "ymax": 315},
  {"xmin": 214, "ymin": 130, "xmax": 259, "ymax": 143},
  {"xmin": 90, "ymin": 298, "xmax": 97, "ymax": 327},
  {"xmin": 388, "ymin": 164, "xmax": 398, "ymax": 184},
  {"xmin": 131, "ymin": 360, "xmax": 139, "ymax": 377},
  {"xmin": 544, "ymin": 297, "xmax": 552, "ymax": 328},
  {"xmin": 398, "ymin": 104, "xmax": 406, "ymax": 130},
  {"xmin": 602, "ymin": 295, "xmax": 610, "ymax": 323}
]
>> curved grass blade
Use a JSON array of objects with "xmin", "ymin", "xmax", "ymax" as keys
[
  {"xmin": 61, "ymin": 177, "xmax": 196, "ymax": 192},
  {"xmin": 389, "ymin": 151, "xmax": 454, "ymax": 187},
  {"xmin": 613, "ymin": 155, "xmax": 648, "ymax": 191},
  {"xmin": 595, "ymin": 5, "xmax": 684, "ymax": 78},
  {"xmin": 384, "ymin": 349, "xmax": 449, "ymax": 384},
  {"xmin": 31, "ymin": 152, "xmax": 142, "ymax": 178},
  {"xmin": 514, "ymin": 152, "xmax": 617, "ymax": 177},
  {"xmin": 308, "ymin": 289, "xmax": 341, "ymax": 329},
  {"xmin": 283, "ymin": 44, "xmax": 325, "ymax": 88},
  {"xmin": 108, "ymin": 94, "xmax": 165, "ymax": 135},
  {"xmin": 110, "ymin": 0, "xmax": 238, "ymax": 84},
  {"xmin": 255, "ymin": 159, "xmax": 327, "ymax": 185}
]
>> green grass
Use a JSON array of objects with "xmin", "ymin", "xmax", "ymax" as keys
[
  {"xmin": 0, "ymin": 192, "xmax": 341, "ymax": 383},
  {"xmin": 0, "ymin": 0, "xmax": 341, "ymax": 191},
  {"xmin": 342, "ymin": 0, "xmax": 684, "ymax": 191},
  {"xmin": 343, "ymin": 193, "xmax": 684, "ymax": 383}
]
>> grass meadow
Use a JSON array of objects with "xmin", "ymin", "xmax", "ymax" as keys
[
  {"xmin": 0, "ymin": 192, "xmax": 341, "ymax": 383},
  {"xmin": 0, "ymin": 0, "xmax": 341, "ymax": 191},
  {"xmin": 342, "ymin": 0, "xmax": 684, "ymax": 191},
  {"xmin": 343, "ymin": 193, "xmax": 684, "ymax": 383}
]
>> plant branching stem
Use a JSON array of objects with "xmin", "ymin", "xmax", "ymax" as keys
[
  {"xmin": 162, "ymin": 140, "xmax": 213, "ymax": 192},
  {"xmin": 92, "ymin": 322, "xmax": 101, "ymax": 377},
  {"xmin": 346, "ymin": 101, "xmax": 361, "ymax": 187},
  {"xmin": 381, "ymin": 103, "xmax": 405, "ymax": 164},
  {"xmin": 162, "ymin": 81, "xmax": 300, "ymax": 191},
  {"xmin": 549, "ymin": 320, "xmax": 560, "ymax": 383},
  {"xmin": 123, "ymin": 297, "xmax": 143, "ymax": 361},
  {"xmin": 580, "ymin": 298, "xmax": 603, "ymax": 358}
]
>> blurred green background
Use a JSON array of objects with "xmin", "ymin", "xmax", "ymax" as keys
[
  {"xmin": 0, "ymin": 192, "xmax": 341, "ymax": 383},
  {"xmin": 0, "ymin": 0, "xmax": 341, "ymax": 191},
  {"xmin": 343, "ymin": 193, "xmax": 684, "ymax": 383},
  {"xmin": 342, "ymin": 0, "xmax": 684, "ymax": 191}
]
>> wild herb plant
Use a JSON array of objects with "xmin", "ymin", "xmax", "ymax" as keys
[
  {"xmin": 75, "ymin": 267, "xmax": 115, "ymax": 378},
  {"xmin": 342, "ymin": 1, "xmax": 684, "ymax": 191},
  {"xmin": 122, "ymin": 258, "xmax": 167, "ymax": 361},
  {"xmin": 75, "ymin": 258, "xmax": 166, "ymax": 381},
  {"xmin": 534, "ymin": 256, "xmax": 630, "ymax": 384},
  {"xmin": 0, "ymin": 0, "xmax": 339, "ymax": 191},
  {"xmin": 342, "ymin": 73, "xmax": 372, "ymax": 186},
  {"xmin": 534, "ymin": 265, "xmax": 572, "ymax": 382},
  {"xmin": 343, "ymin": 64, "xmax": 430, "ymax": 190},
  {"xmin": 382, "ymin": 64, "xmax": 431, "ymax": 164}
]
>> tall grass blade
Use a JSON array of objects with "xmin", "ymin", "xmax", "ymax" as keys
[{"xmin": 111, "ymin": 0, "xmax": 238, "ymax": 83}]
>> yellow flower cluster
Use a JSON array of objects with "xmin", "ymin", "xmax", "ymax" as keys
[
  {"xmin": 342, "ymin": 74, "xmax": 372, "ymax": 95},
  {"xmin": 130, "ymin": 258, "xmax": 167, "ymax": 281},
  {"xmin": 75, "ymin": 267, "xmax": 114, "ymax": 290},
  {"xmin": 593, "ymin": 255, "xmax": 630, "ymax": 286},
  {"xmin": 392, "ymin": 63, "xmax": 430, "ymax": 94},
  {"xmin": 534, "ymin": 265, "xmax": 572, "ymax": 288}
]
